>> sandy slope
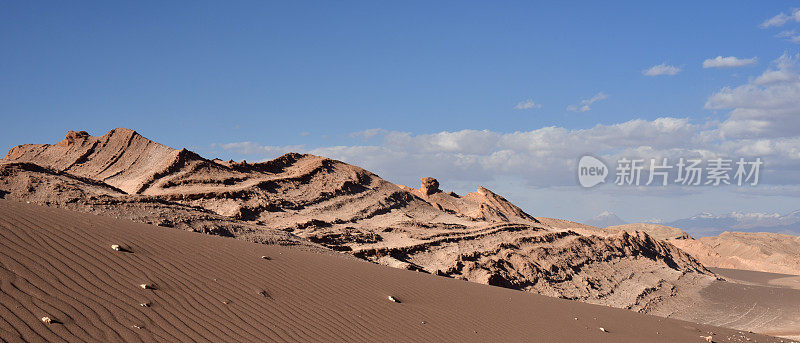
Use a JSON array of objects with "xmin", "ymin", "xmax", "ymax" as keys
[
  {"xmin": 651, "ymin": 268, "xmax": 800, "ymax": 340},
  {"xmin": 711, "ymin": 268, "xmax": 800, "ymax": 291},
  {"xmin": 665, "ymin": 232, "xmax": 800, "ymax": 276},
  {"xmin": 598, "ymin": 223, "xmax": 800, "ymax": 339},
  {"xmin": 0, "ymin": 200, "xmax": 788, "ymax": 343},
  {"xmin": 0, "ymin": 129, "xmax": 715, "ymax": 312}
]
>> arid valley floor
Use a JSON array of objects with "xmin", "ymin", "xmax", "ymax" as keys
[{"xmin": 1, "ymin": 129, "xmax": 798, "ymax": 342}]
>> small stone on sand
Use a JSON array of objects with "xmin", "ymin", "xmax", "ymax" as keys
[
  {"xmin": 41, "ymin": 317, "xmax": 52, "ymax": 324},
  {"xmin": 140, "ymin": 283, "xmax": 151, "ymax": 289},
  {"xmin": 111, "ymin": 244, "xmax": 121, "ymax": 251},
  {"xmin": 599, "ymin": 327, "xmax": 607, "ymax": 333},
  {"xmin": 388, "ymin": 295, "xmax": 400, "ymax": 303}
]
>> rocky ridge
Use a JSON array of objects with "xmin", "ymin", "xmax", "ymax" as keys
[{"xmin": 0, "ymin": 128, "xmax": 715, "ymax": 311}]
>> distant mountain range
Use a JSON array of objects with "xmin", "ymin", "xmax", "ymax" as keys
[
  {"xmin": 583, "ymin": 211, "xmax": 627, "ymax": 228},
  {"xmin": 667, "ymin": 211, "xmax": 800, "ymax": 237},
  {"xmin": 587, "ymin": 210, "xmax": 800, "ymax": 237}
]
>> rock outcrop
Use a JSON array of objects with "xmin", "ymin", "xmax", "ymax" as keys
[
  {"xmin": 606, "ymin": 223, "xmax": 692, "ymax": 241},
  {"xmin": 420, "ymin": 177, "xmax": 439, "ymax": 195}
]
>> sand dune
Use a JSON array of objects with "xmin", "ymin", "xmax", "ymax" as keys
[
  {"xmin": 653, "ymin": 268, "xmax": 800, "ymax": 340},
  {"xmin": 0, "ymin": 129, "xmax": 716, "ymax": 311},
  {"xmin": 0, "ymin": 200, "xmax": 789, "ymax": 343},
  {"xmin": 5, "ymin": 128, "xmax": 800, "ymax": 340}
]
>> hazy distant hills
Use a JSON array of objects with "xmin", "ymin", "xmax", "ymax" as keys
[
  {"xmin": 667, "ymin": 211, "xmax": 800, "ymax": 237},
  {"xmin": 588, "ymin": 210, "xmax": 800, "ymax": 237},
  {"xmin": 583, "ymin": 211, "xmax": 627, "ymax": 228}
]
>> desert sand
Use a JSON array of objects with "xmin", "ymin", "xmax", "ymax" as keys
[
  {"xmin": 3, "ymin": 128, "xmax": 800, "ymax": 341},
  {"xmin": 0, "ymin": 129, "xmax": 715, "ymax": 312},
  {"xmin": 0, "ymin": 199, "xmax": 789, "ymax": 343},
  {"xmin": 650, "ymin": 267, "xmax": 800, "ymax": 340},
  {"xmin": 603, "ymin": 224, "xmax": 800, "ymax": 339}
]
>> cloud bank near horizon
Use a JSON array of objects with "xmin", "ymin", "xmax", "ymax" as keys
[{"xmin": 216, "ymin": 54, "xmax": 800, "ymax": 195}]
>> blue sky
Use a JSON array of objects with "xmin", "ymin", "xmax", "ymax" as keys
[{"xmin": 2, "ymin": 1, "xmax": 800, "ymax": 226}]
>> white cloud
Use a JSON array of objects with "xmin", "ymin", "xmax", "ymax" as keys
[
  {"xmin": 643, "ymin": 63, "xmax": 681, "ymax": 76},
  {"xmin": 212, "ymin": 57, "xmax": 800, "ymax": 197},
  {"xmin": 703, "ymin": 56, "xmax": 758, "ymax": 68},
  {"xmin": 566, "ymin": 92, "xmax": 607, "ymax": 112},
  {"xmin": 760, "ymin": 9, "xmax": 800, "ymax": 28},
  {"xmin": 385, "ymin": 129, "xmax": 501, "ymax": 154},
  {"xmin": 295, "ymin": 116, "xmax": 799, "ymax": 191},
  {"xmin": 210, "ymin": 142, "xmax": 304, "ymax": 157},
  {"xmin": 761, "ymin": 13, "xmax": 791, "ymax": 28},
  {"xmin": 777, "ymin": 30, "xmax": 800, "ymax": 43},
  {"xmin": 514, "ymin": 99, "xmax": 542, "ymax": 110},
  {"xmin": 706, "ymin": 53, "xmax": 800, "ymax": 138},
  {"xmin": 350, "ymin": 128, "xmax": 387, "ymax": 140}
]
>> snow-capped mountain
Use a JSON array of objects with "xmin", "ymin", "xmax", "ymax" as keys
[
  {"xmin": 584, "ymin": 211, "xmax": 627, "ymax": 228},
  {"xmin": 666, "ymin": 210, "xmax": 800, "ymax": 237}
]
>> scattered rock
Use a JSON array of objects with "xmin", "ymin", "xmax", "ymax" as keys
[
  {"xmin": 133, "ymin": 325, "xmax": 143, "ymax": 329},
  {"xmin": 258, "ymin": 290, "xmax": 270, "ymax": 298},
  {"xmin": 140, "ymin": 302, "xmax": 150, "ymax": 307},
  {"xmin": 701, "ymin": 336, "xmax": 713, "ymax": 343},
  {"xmin": 111, "ymin": 244, "xmax": 131, "ymax": 253}
]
